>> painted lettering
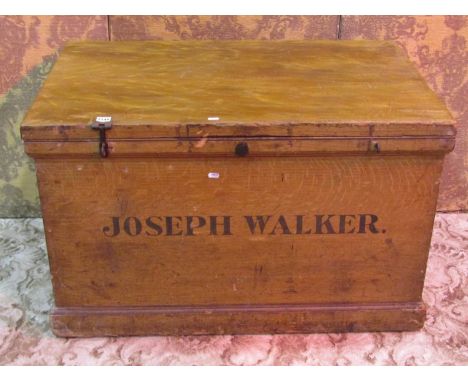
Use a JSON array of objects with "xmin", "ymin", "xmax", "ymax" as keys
[
  {"xmin": 123, "ymin": 217, "xmax": 141, "ymax": 236},
  {"xmin": 102, "ymin": 216, "xmax": 120, "ymax": 237},
  {"xmin": 269, "ymin": 215, "xmax": 292, "ymax": 235},
  {"xmin": 145, "ymin": 216, "xmax": 163, "ymax": 236},
  {"xmin": 315, "ymin": 215, "xmax": 336, "ymax": 234},
  {"xmin": 101, "ymin": 213, "xmax": 384, "ymax": 237},
  {"xmin": 358, "ymin": 214, "xmax": 380, "ymax": 234},
  {"xmin": 186, "ymin": 216, "xmax": 207, "ymax": 236},
  {"xmin": 210, "ymin": 216, "xmax": 232, "ymax": 235},
  {"xmin": 244, "ymin": 216, "xmax": 272, "ymax": 234}
]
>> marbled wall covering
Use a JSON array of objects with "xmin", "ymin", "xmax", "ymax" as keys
[
  {"xmin": 0, "ymin": 58, "xmax": 54, "ymax": 217},
  {"xmin": 0, "ymin": 16, "xmax": 108, "ymax": 217},
  {"xmin": 109, "ymin": 16, "xmax": 340, "ymax": 40},
  {"xmin": 0, "ymin": 16, "xmax": 108, "ymax": 96},
  {"xmin": 340, "ymin": 16, "xmax": 467, "ymax": 212},
  {"xmin": 0, "ymin": 15, "xmax": 466, "ymax": 216}
]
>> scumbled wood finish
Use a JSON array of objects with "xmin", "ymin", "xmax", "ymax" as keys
[
  {"xmin": 340, "ymin": 16, "xmax": 467, "ymax": 213},
  {"xmin": 37, "ymin": 155, "xmax": 443, "ymax": 336},
  {"xmin": 22, "ymin": 40, "xmax": 454, "ymax": 131},
  {"xmin": 21, "ymin": 41, "xmax": 455, "ymax": 336},
  {"xmin": 37, "ymin": 156, "xmax": 443, "ymax": 307},
  {"xmin": 51, "ymin": 302, "xmax": 425, "ymax": 337}
]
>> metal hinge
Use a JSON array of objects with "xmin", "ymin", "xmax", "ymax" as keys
[{"xmin": 91, "ymin": 116, "xmax": 112, "ymax": 158}]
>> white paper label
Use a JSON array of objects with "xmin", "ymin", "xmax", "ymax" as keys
[
  {"xmin": 208, "ymin": 172, "xmax": 220, "ymax": 179},
  {"xmin": 96, "ymin": 116, "xmax": 112, "ymax": 123}
]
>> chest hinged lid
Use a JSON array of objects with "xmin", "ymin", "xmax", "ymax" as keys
[{"xmin": 21, "ymin": 40, "xmax": 455, "ymax": 158}]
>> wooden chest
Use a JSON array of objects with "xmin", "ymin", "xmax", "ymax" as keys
[{"xmin": 21, "ymin": 40, "xmax": 455, "ymax": 337}]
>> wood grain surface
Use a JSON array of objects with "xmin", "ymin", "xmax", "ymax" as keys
[
  {"xmin": 35, "ymin": 156, "xmax": 444, "ymax": 307},
  {"xmin": 340, "ymin": 16, "xmax": 467, "ymax": 213},
  {"xmin": 32, "ymin": 153, "xmax": 445, "ymax": 335},
  {"xmin": 51, "ymin": 302, "xmax": 425, "ymax": 337},
  {"xmin": 21, "ymin": 39, "xmax": 455, "ymax": 336},
  {"xmin": 22, "ymin": 40, "xmax": 453, "ymax": 130}
]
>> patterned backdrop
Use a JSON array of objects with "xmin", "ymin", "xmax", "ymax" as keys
[{"xmin": 0, "ymin": 16, "xmax": 466, "ymax": 217}]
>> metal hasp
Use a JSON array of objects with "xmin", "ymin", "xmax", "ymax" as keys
[{"xmin": 91, "ymin": 116, "xmax": 112, "ymax": 158}]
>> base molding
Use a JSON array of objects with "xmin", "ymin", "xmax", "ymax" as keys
[{"xmin": 51, "ymin": 301, "xmax": 425, "ymax": 337}]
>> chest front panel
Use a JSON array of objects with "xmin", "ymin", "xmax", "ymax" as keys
[{"xmin": 37, "ymin": 155, "xmax": 441, "ymax": 308}]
